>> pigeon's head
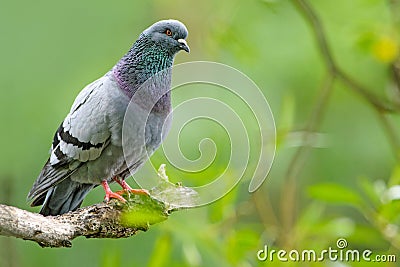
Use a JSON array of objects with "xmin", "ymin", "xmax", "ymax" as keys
[{"xmin": 141, "ymin": 19, "xmax": 189, "ymax": 54}]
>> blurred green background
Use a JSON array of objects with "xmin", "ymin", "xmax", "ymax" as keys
[{"xmin": 1, "ymin": 0, "xmax": 400, "ymax": 266}]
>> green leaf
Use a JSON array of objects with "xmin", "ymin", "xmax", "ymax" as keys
[
  {"xmin": 357, "ymin": 176, "xmax": 380, "ymax": 208},
  {"xmin": 226, "ymin": 229, "xmax": 259, "ymax": 264},
  {"xmin": 296, "ymin": 201, "xmax": 325, "ymax": 235},
  {"xmin": 349, "ymin": 224, "xmax": 389, "ymax": 250},
  {"xmin": 379, "ymin": 200, "xmax": 400, "ymax": 223},
  {"xmin": 120, "ymin": 164, "xmax": 199, "ymax": 228},
  {"xmin": 389, "ymin": 164, "xmax": 400, "ymax": 186},
  {"xmin": 120, "ymin": 194, "xmax": 168, "ymax": 228},
  {"xmin": 308, "ymin": 183, "xmax": 363, "ymax": 208}
]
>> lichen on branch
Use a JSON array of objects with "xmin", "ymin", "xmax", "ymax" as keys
[{"xmin": 0, "ymin": 165, "xmax": 198, "ymax": 248}]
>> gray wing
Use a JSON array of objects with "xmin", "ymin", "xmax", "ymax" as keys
[{"xmin": 28, "ymin": 77, "xmax": 112, "ymax": 204}]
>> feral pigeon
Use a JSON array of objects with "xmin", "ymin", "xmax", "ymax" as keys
[{"xmin": 27, "ymin": 19, "xmax": 190, "ymax": 216}]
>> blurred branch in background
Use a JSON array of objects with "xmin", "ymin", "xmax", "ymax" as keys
[
  {"xmin": 294, "ymin": 0, "xmax": 399, "ymax": 113},
  {"xmin": 393, "ymin": 60, "xmax": 400, "ymax": 95},
  {"xmin": 281, "ymin": 75, "xmax": 335, "ymax": 246},
  {"xmin": 274, "ymin": 0, "xmax": 400, "ymax": 247},
  {"xmin": 389, "ymin": 0, "xmax": 400, "ymax": 109}
]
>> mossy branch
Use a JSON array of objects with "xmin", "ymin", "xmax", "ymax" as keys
[{"xmin": 0, "ymin": 165, "xmax": 198, "ymax": 248}]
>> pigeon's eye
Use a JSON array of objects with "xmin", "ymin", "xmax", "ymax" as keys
[{"xmin": 165, "ymin": 29, "xmax": 172, "ymax": 36}]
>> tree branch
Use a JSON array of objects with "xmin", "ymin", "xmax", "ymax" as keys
[
  {"xmin": 293, "ymin": 0, "xmax": 399, "ymax": 113},
  {"xmin": 0, "ymin": 165, "xmax": 199, "ymax": 248},
  {"xmin": 0, "ymin": 202, "xmax": 143, "ymax": 248},
  {"xmin": 278, "ymin": 0, "xmax": 400, "ymax": 246},
  {"xmin": 280, "ymin": 74, "xmax": 335, "ymax": 246}
]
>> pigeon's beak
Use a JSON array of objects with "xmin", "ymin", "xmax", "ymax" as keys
[{"xmin": 178, "ymin": 39, "xmax": 190, "ymax": 53}]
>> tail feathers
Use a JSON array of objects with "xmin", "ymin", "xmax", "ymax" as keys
[
  {"xmin": 27, "ymin": 159, "xmax": 78, "ymax": 204},
  {"xmin": 39, "ymin": 178, "xmax": 94, "ymax": 216}
]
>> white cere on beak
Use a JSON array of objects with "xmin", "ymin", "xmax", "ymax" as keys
[{"xmin": 177, "ymin": 39, "xmax": 190, "ymax": 52}]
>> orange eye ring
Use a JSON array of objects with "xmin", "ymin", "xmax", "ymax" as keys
[{"xmin": 165, "ymin": 29, "xmax": 172, "ymax": 36}]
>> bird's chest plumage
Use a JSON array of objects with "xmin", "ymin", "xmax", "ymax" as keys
[
  {"xmin": 121, "ymin": 91, "xmax": 172, "ymax": 169},
  {"xmin": 70, "ymin": 46, "xmax": 175, "ymax": 184},
  {"xmin": 70, "ymin": 74, "xmax": 172, "ymax": 184},
  {"xmin": 112, "ymin": 69, "xmax": 173, "ymax": 175}
]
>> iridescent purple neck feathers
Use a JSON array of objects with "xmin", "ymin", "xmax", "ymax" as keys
[{"xmin": 112, "ymin": 39, "xmax": 174, "ymax": 112}]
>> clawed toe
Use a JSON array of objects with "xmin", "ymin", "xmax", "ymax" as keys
[
  {"xmin": 101, "ymin": 180, "xmax": 126, "ymax": 203},
  {"xmin": 115, "ymin": 188, "xmax": 149, "ymax": 196},
  {"xmin": 113, "ymin": 177, "xmax": 149, "ymax": 196},
  {"xmin": 104, "ymin": 191, "xmax": 126, "ymax": 203}
]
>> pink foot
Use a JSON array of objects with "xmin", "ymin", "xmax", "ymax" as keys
[
  {"xmin": 113, "ymin": 177, "xmax": 149, "ymax": 196},
  {"xmin": 101, "ymin": 180, "xmax": 126, "ymax": 202}
]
